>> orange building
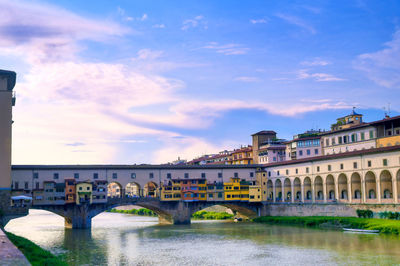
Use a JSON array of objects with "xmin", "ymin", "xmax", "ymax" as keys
[
  {"xmin": 228, "ymin": 146, "xmax": 253, "ymax": 165},
  {"xmin": 65, "ymin": 179, "xmax": 76, "ymax": 204}
]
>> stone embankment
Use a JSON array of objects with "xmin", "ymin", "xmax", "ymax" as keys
[{"xmin": 0, "ymin": 229, "xmax": 30, "ymax": 266}]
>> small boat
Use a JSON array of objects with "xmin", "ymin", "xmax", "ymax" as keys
[
  {"xmin": 234, "ymin": 217, "xmax": 243, "ymax": 222},
  {"xmin": 343, "ymin": 228, "xmax": 379, "ymax": 233}
]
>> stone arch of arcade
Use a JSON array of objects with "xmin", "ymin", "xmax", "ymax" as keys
[{"xmin": 264, "ymin": 167, "xmax": 400, "ymax": 204}]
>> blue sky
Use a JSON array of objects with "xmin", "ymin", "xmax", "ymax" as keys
[{"xmin": 1, "ymin": 0, "xmax": 399, "ymax": 164}]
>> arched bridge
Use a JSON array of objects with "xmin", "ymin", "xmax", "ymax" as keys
[{"xmin": 30, "ymin": 197, "xmax": 263, "ymax": 229}]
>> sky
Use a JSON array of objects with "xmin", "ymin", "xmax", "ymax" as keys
[{"xmin": 1, "ymin": 0, "xmax": 400, "ymax": 164}]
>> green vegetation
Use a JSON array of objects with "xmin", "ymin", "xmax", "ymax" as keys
[
  {"xmin": 253, "ymin": 216, "xmax": 400, "ymax": 235},
  {"xmin": 109, "ymin": 208, "xmax": 157, "ymax": 216},
  {"xmin": 378, "ymin": 211, "xmax": 400, "ymax": 220},
  {"xmin": 356, "ymin": 209, "xmax": 373, "ymax": 218},
  {"xmin": 191, "ymin": 210, "xmax": 233, "ymax": 220},
  {"xmin": 5, "ymin": 231, "xmax": 67, "ymax": 266}
]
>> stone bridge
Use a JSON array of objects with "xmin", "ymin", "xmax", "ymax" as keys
[{"xmin": 28, "ymin": 197, "xmax": 262, "ymax": 229}]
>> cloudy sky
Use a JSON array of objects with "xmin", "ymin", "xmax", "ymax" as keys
[{"xmin": 1, "ymin": 0, "xmax": 399, "ymax": 164}]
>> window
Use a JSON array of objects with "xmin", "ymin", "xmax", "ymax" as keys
[
  {"xmin": 218, "ymin": 173, "xmax": 222, "ymax": 178},
  {"xmin": 369, "ymin": 130, "xmax": 374, "ymax": 139},
  {"xmin": 149, "ymin": 173, "xmax": 154, "ymax": 179},
  {"xmin": 277, "ymin": 171, "xmax": 280, "ymax": 176},
  {"xmin": 54, "ymin": 173, "xmax": 59, "ymax": 179},
  {"xmin": 79, "ymin": 187, "xmax": 82, "ymax": 191},
  {"xmin": 25, "ymin": 182, "xmax": 29, "ymax": 190},
  {"xmin": 368, "ymin": 160, "xmax": 372, "ymax": 167},
  {"xmin": 353, "ymin": 162, "xmax": 357, "ymax": 169},
  {"xmin": 273, "ymin": 157, "xmax": 276, "ymax": 162},
  {"xmin": 166, "ymin": 173, "xmax": 171, "ymax": 179},
  {"xmin": 361, "ymin": 132, "xmax": 365, "ymax": 141},
  {"xmin": 93, "ymin": 173, "xmax": 98, "ymax": 179},
  {"xmin": 286, "ymin": 169, "xmax": 289, "ymax": 175},
  {"xmin": 326, "ymin": 139, "xmax": 329, "ymax": 146},
  {"xmin": 307, "ymin": 149, "xmax": 311, "ymax": 155},
  {"xmin": 299, "ymin": 150, "xmax": 303, "ymax": 156},
  {"xmin": 295, "ymin": 168, "xmax": 298, "ymax": 174},
  {"xmin": 250, "ymin": 172, "xmax": 254, "ymax": 178},
  {"xmin": 340, "ymin": 164, "xmax": 344, "ymax": 170},
  {"xmin": 35, "ymin": 182, "xmax": 39, "ymax": 189},
  {"xmin": 306, "ymin": 167, "xmax": 309, "ymax": 173},
  {"xmin": 315, "ymin": 149, "xmax": 319, "ymax": 155},
  {"xmin": 234, "ymin": 172, "xmax": 239, "ymax": 178},
  {"xmin": 351, "ymin": 134, "xmax": 356, "ymax": 142},
  {"xmin": 33, "ymin": 173, "xmax": 39, "ymax": 179},
  {"xmin": 201, "ymin": 173, "xmax": 206, "ymax": 178},
  {"xmin": 183, "ymin": 173, "xmax": 189, "ymax": 179},
  {"xmin": 328, "ymin": 165, "xmax": 332, "ymax": 171},
  {"xmin": 131, "ymin": 173, "xmax": 136, "ymax": 179},
  {"xmin": 332, "ymin": 138, "xmax": 336, "ymax": 145},
  {"xmin": 74, "ymin": 173, "xmax": 79, "ymax": 179},
  {"xmin": 87, "ymin": 187, "xmax": 90, "ymax": 191},
  {"xmin": 14, "ymin": 182, "xmax": 19, "ymax": 190},
  {"xmin": 268, "ymin": 171, "xmax": 271, "ymax": 177},
  {"xmin": 383, "ymin": 159, "xmax": 388, "ymax": 166},
  {"xmin": 317, "ymin": 166, "xmax": 320, "ymax": 172},
  {"xmin": 112, "ymin": 173, "xmax": 117, "ymax": 179},
  {"xmin": 343, "ymin": 136, "xmax": 348, "ymax": 143}
]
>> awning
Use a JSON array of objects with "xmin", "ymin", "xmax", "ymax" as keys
[{"xmin": 11, "ymin": 195, "xmax": 32, "ymax": 200}]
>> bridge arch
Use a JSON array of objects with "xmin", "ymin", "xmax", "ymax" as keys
[
  {"xmin": 144, "ymin": 182, "xmax": 158, "ymax": 197},
  {"xmin": 107, "ymin": 182, "xmax": 123, "ymax": 198},
  {"xmin": 326, "ymin": 174, "xmax": 335, "ymax": 201},
  {"xmin": 125, "ymin": 182, "xmax": 141, "ymax": 197},
  {"xmin": 188, "ymin": 202, "xmax": 258, "ymax": 221}
]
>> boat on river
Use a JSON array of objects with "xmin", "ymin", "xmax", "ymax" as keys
[{"xmin": 343, "ymin": 228, "xmax": 379, "ymax": 233}]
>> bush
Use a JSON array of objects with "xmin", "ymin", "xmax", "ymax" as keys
[
  {"xmin": 379, "ymin": 211, "xmax": 400, "ymax": 220},
  {"xmin": 108, "ymin": 208, "xmax": 157, "ymax": 216},
  {"xmin": 356, "ymin": 209, "xmax": 373, "ymax": 218},
  {"xmin": 191, "ymin": 210, "xmax": 233, "ymax": 220}
]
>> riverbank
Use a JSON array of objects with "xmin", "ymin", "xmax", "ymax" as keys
[
  {"xmin": 109, "ymin": 208, "xmax": 233, "ymax": 220},
  {"xmin": 5, "ymin": 231, "xmax": 67, "ymax": 266},
  {"xmin": 253, "ymin": 216, "xmax": 400, "ymax": 234}
]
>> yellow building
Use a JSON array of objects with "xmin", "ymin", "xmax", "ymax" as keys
[
  {"xmin": 198, "ymin": 179, "xmax": 207, "ymax": 201},
  {"xmin": 76, "ymin": 181, "xmax": 92, "ymax": 205},
  {"xmin": 377, "ymin": 135, "xmax": 400, "ymax": 148},
  {"xmin": 228, "ymin": 146, "xmax": 253, "ymax": 165},
  {"xmin": 160, "ymin": 180, "xmax": 181, "ymax": 201},
  {"xmin": 224, "ymin": 177, "xmax": 250, "ymax": 201},
  {"xmin": 249, "ymin": 181, "xmax": 262, "ymax": 202}
]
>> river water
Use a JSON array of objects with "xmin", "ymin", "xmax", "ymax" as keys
[{"xmin": 5, "ymin": 210, "xmax": 400, "ymax": 265}]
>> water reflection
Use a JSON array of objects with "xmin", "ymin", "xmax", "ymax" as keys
[{"xmin": 5, "ymin": 210, "xmax": 400, "ymax": 265}]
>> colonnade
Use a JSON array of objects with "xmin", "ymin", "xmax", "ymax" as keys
[{"xmin": 266, "ymin": 169, "xmax": 400, "ymax": 204}]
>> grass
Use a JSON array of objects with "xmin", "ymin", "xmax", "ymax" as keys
[
  {"xmin": 5, "ymin": 231, "xmax": 67, "ymax": 266},
  {"xmin": 191, "ymin": 210, "xmax": 234, "ymax": 220},
  {"xmin": 109, "ymin": 208, "xmax": 157, "ymax": 216},
  {"xmin": 253, "ymin": 216, "xmax": 400, "ymax": 234}
]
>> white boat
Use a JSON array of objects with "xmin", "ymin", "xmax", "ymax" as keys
[{"xmin": 343, "ymin": 228, "xmax": 379, "ymax": 233}]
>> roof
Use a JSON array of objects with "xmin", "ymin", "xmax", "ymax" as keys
[
  {"xmin": 262, "ymin": 145, "xmax": 400, "ymax": 168},
  {"xmin": 320, "ymin": 115, "xmax": 400, "ymax": 136},
  {"xmin": 252, "ymin": 130, "xmax": 277, "ymax": 136},
  {"xmin": 12, "ymin": 164, "xmax": 260, "ymax": 170},
  {"xmin": 0, "ymin": 69, "xmax": 16, "ymax": 91}
]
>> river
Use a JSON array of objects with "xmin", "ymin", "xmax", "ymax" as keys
[{"xmin": 5, "ymin": 210, "xmax": 400, "ymax": 265}]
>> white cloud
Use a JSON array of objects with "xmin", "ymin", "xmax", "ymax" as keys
[
  {"xmin": 301, "ymin": 58, "xmax": 331, "ymax": 66},
  {"xmin": 276, "ymin": 13, "xmax": 316, "ymax": 34},
  {"xmin": 181, "ymin": 15, "xmax": 207, "ymax": 30},
  {"xmin": 136, "ymin": 49, "xmax": 164, "ymax": 60},
  {"xmin": 354, "ymin": 30, "xmax": 400, "ymax": 88},
  {"xmin": 297, "ymin": 69, "xmax": 345, "ymax": 82},
  {"xmin": 250, "ymin": 19, "xmax": 267, "ymax": 24},
  {"xmin": 234, "ymin": 76, "xmax": 261, "ymax": 82},
  {"xmin": 0, "ymin": 1, "xmax": 130, "ymax": 64},
  {"xmin": 202, "ymin": 42, "xmax": 249, "ymax": 55},
  {"xmin": 153, "ymin": 24, "xmax": 165, "ymax": 29}
]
